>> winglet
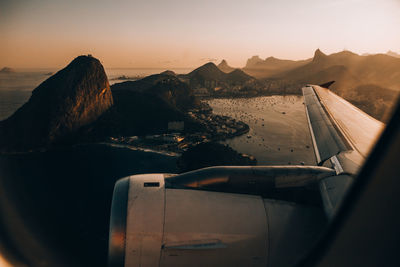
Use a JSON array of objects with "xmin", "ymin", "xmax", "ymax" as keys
[{"xmin": 319, "ymin": 81, "xmax": 335, "ymax": 89}]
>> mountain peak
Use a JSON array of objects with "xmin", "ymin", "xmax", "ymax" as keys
[
  {"xmin": 246, "ymin": 56, "xmax": 264, "ymax": 68},
  {"xmin": 313, "ymin": 49, "xmax": 327, "ymax": 61},
  {"xmin": 160, "ymin": 70, "xmax": 176, "ymax": 76},
  {"xmin": 250, "ymin": 55, "xmax": 262, "ymax": 60},
  {"xmin": 203, "ymin": 62, "xmax": 218, "ymax": 68},
  {"xmin": 218, "ymin": 59, "xmax": 235, "ymax": 73},
  {"xmin": 186, "ymin": 62, "xmax": 226, "ymax": 83},
  {"xmin": 190, "ymin": 62, "xmax": 220, "ymax": 74}
]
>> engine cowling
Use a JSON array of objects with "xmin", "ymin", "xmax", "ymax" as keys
[
  {"xmin": 109, "ymin": 167, "xmax": 330, "ymax": 267},
  {"xmin": 109, "ymin": 174, "xmax": 268, "ymax": 267}
]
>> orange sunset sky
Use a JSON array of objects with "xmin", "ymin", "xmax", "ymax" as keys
[{"xmin": 1, "ymin": 0, "xmax": 400, "ymax": 68}]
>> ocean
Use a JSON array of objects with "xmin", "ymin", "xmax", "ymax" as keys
[{"xmin": 207, "ymin": 96, "xmax": 316, "ymax": 165}]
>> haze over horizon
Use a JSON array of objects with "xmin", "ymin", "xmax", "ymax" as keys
[{"xmin": 1, "ymin": 0, "xmax": 399, "ymax": 69}]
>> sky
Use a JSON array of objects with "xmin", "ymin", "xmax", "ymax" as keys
[{"xmin": 1, "ymin": 0, "xmax": 400, "ymax": 68}]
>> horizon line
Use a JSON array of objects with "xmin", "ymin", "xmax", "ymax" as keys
[{"xmin": 2, "ymin": 48, "xmax": 399, "ymax": 70}]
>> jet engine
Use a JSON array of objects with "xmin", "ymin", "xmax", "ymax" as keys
[{"xmin": 108, "ymin": 166, "xmax": 338, "ymax": 267}]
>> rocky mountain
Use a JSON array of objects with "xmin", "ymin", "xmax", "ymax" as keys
[
  {"xmin": 217, "ymin": 59, "xmax": 235, "ymax": 73},
  {"xmin": 0, "ymin": 55, "xmax": 113, "ymax": 151},
  {"xmin": 243, "ymin": 55, "xmax": 311, "ymax": 78}
]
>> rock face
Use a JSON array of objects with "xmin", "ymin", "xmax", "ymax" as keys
[{"xmin": 0, "ymin": 55, "xmax": 113, "ymax": 151}]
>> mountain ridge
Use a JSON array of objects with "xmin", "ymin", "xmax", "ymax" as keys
[{"xmin": 271, "ymin": 49, "xmax": 400, "ymax": 92}]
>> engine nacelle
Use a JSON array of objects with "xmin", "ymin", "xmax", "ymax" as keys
[
  {"xmin": 109, "ymin": 174, "xmax": 268, "ymax": 267},
  {"xmin": 109, "ymin": 167, "xmax": 331, "ymax": 267}
]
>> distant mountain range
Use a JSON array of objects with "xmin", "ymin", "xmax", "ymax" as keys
[
  {"xmin": 2, "ymin": 48, "xmax": 399, "ymax": 152},
  {"xmin": 258, "ymin": 49, "xmax": 400, "ymax": 120},
  {"xmin": 243, "ymin": 55, "xmax": 311, "ymax": 78},
  {"xmin": 362, "ymin": 50, "xmax": 400, "ymax": 58},
  {"xmin": 184, "ymin": 49, "xmax": 395, "ymax": 120},
  {"xmin": 269, "ymin": 49, "xmax": 400, "ymax": 92},
  {"xmin": 181, "ymin": 51, "xmax": 399, "ymax": 120}
]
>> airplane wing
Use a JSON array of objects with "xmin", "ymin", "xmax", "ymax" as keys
[
  {"xmin": 303, "ymin": 85, "xmax": 384, "ymax": 171},
  {"xmin": 108, "ymin": 85, "xmax": 385, "ymax": 267},
  {"xmin": 302, "ymin": 85, "xmax": 384, "ymax": 218}
]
